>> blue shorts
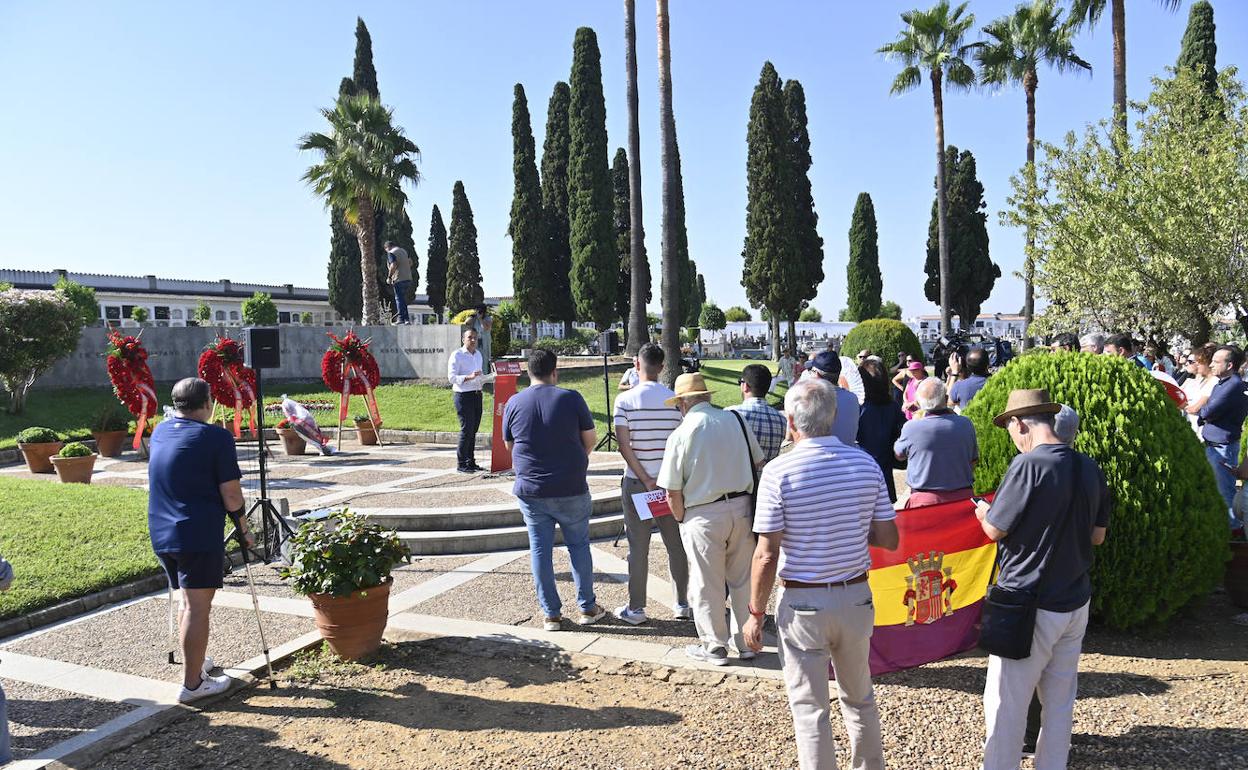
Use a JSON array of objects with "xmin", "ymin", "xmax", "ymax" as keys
[{"xmin": 157, "ymin": 551, "xmax": 224, "ymax": 590}]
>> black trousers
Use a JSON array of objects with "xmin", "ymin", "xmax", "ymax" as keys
[{"xmin": 453, "ymin": 390, "xmax": 483, "ymax": 469}]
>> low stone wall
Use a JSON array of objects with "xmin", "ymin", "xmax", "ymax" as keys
[{"xmin": 39, "ymin": 324, "xmax": 464, "ymax": 388}]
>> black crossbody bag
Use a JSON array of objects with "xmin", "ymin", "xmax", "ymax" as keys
[
  {"xmin": 729, "ymin": 411, "xmax": 760, "ymax": 518},
  {"xmin": 978, "ymin": 452, "xmax": 1084, "ymax": 660}
]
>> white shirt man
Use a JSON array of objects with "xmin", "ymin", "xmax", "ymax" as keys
[
  {"xmin": 771, "ymin": 350, "xmax": 797, "ymax": 393},
  {"xmin": 611, "ymin": 343, "xmax": 690, "ymax": 626},
  {"xmin": 447, "ymin": 329, "xmax": 485, "ymax": 473},
  {"xmin": 743, "ymin": 378, "xmax": 898, "ymax": 770}
]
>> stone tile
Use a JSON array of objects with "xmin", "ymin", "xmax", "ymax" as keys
[{"xmin": 1, "ymin": 677, "xmax": 135, "ymax": 760}]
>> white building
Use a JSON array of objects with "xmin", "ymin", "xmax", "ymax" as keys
[
  {"xmin": 908, "ymin": 313, "xmax": 1026, "ymax": 342},
  {"xmin": 1, "ymin": 268, "xmax": 502, "ymax": 328}
]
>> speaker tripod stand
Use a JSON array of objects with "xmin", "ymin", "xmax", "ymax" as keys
[{"xmin": 594, "ymin": 349, "xmax": 616, "ymax": 451}]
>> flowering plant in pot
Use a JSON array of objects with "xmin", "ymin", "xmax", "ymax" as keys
[
  {"xmin": 278, "ymin": 510, "xmax": 409, "ymax": 660},
  {"xmin": 91, "ymin": 405, "xmax": 130, "ymax": 457},
  {"xmin": 50, "ymin": 441, "xmax": 97, "ymax": 484},
  {"xmin": 16, "ymin": 427, "xmax": 63, "ymax": 473},
  {"xmin": 353, "ymin": 414, "xmax": 378, "ymax": 446},
  {"xmin": 274, "ymin": 418, "xmax": 306, "ymax": 456}
]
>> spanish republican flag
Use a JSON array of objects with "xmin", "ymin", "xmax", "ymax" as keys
[{"xmin": 865, "ymin": 496, "xmax": 995, "ymax": 676}]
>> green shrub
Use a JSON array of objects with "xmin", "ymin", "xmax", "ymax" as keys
[
  {"xmin": 841, "ymin": 319, "xmax": 924, "ymax": 369},
  {"xmin": 278, "ymin": 510, "xmax": 409, "ymax": 597},
  {"xmin": 241, "ymin": 292, "xmax": 278, "ymax": 326},
  {"xmin": 130, "ymin": 306, "xmax": 149, "ymax": 324},
  {"xmin": 533, "ymin": 334, "xmax": 590, "ymax": 356},
  {"xmin": 92, "ymin": 405, "xmax": 130, "ymax": 432},
  {"xmin": 962, "ymin": 352, "xmax": 1227, "ymax": 629},
  {"xmin": 58, "ymin": 442, "xmax": 93, "ymax": 458},
  {"xmin": 491, "ymin": 300, "xmax": 522, "ymax": 358},
  {"xmin": 17, "ymin": 426, "xmax": 60, "ymax": 444}
]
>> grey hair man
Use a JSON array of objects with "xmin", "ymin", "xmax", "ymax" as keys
[
  {"xmin": 744, "ymin": 379, "xmax": 898, "ymax": 770},
  {"xmin": 1079, "ymin": 333, "xmax": 1104, "ymax": 354},
  {"xmin": 894, "ymin": 378, "xmax": 979, "ymax": 508}
]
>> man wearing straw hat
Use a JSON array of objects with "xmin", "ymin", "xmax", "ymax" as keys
[
  {"xmin": 658, "ymin": 372, "xmax": 764, "ymax": 666},
  {"xmin": 975, "ymin": 389, "xmax": 1110, "ymax": 770}
]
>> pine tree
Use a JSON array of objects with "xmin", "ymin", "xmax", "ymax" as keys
[
  {"xmin": 612, "ymin": 148, "xmax": 633, "ymax": 326},
  {"xmin": 426, "ymin": 205, "xmax": 448, "ymax": 321},
  {"xmin": 846, "ymin": 192, "xmax": 883, "ymax": 320},
  {"xmin": 924, "ymin": 146, "xmax": 1000, "ymax": 327},
  {"xmin": 446, "ymin": 182, "xmax": 484, "ymax": 313},
  {"xmin": 783, "ymin": 79, "xmax": 824, "ymax": 318},
  {"xmin": 509, "ymin": 84, "xmax": 548, "ymax": 337},
  {"xmin": 540, "ymin": 82, "xmax": 576, "ymax": 333},
  {"xmin": 567, "ymin": 28, "xmax": 617, "ymax": 330},
  {"xmin": 1177, "ymin": 0, "xmax": 1217, "ymax": 99}
]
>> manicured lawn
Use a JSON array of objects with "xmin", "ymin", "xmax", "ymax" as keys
[
  {"xmin": 0, "ymin": 360, "xmax": 787, "ymax": 449},
  {"xmin": 0, "ymin": 477, "xmax": 158, "ymax": 620}
]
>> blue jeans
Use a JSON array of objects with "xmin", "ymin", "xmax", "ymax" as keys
[
  {"xmin": 517, "ymin": 492, "xmax": 596, "ymax": 618},
  {"xmin": 1205, "ymin": 441, "xmax": 1240, "ymax": 527},
  {"xmin": 392, "ymin": 280, "xmax": 411, "ymax": 324}
]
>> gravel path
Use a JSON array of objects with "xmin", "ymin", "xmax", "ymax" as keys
[{"xmin": 1, "ymin": 678, "xmax": 133, "ymax": 760}]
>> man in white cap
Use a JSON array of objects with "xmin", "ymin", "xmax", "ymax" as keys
[{"xmin": 658, "ymin": 372, "xmax": 764, "ymax": 666}]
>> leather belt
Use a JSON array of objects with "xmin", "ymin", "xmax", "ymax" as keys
[
  {"xmin": 692, "ymin": 490, "xmax": 751, "ymax": 506},
  {"xmin": 782, "ymin": 573, "xmax": 869, "ymax": 589}
]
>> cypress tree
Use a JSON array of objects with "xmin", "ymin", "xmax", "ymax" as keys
[
  {"xmin": 1177, "ymin": 1, "xmax": 1217, "ymax": 99},
  {"xmin": 352, "ymin": 18, "xmax": 380, "ymax": 99},
  {"xmin": 783, "ymin": 79, "xmax": 824, "ymax": 320},
  {"xmin": 846, "ymin": 192, "xmax": 883, "ymax": 321},
  {"xmin": 567, "ymin": 27, "xmax": 617, "ymax": 331},
  {"xmin": 327, "ymin": 206, "xmax": 363, "ymax": 321},
  {"xmin": 446, "ymin": 181, "xmax": 484, "ymax": 313},
  {"xmin": 612, "ymin": 147, "xmax": 633, "ymax": 326},
  {"xmin": 540, "ymin": 82, "xmax": 576, "ymax": 334},
  {"xmin": 923, "ymin": 146, "xmax": 999, "ymax": 327},
  {"xmin": 509, "ymin": 84, "xmax": 548, "ymax": 337},
  {"xmin": 426, "ymin": 205, "xmax": 449, "ymax": 322}
]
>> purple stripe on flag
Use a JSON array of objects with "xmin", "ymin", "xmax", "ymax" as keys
[{"xmin": 864, "ymin": 600, "xmax": 983, "ymax": 677}]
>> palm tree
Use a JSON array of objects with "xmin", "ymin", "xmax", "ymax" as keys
[
  {"xmin": 624, "ymin": 0, "xmax": 649, "ymax": 355},
  {"xmin": 979, "ymin": 0, "xmax": 1090, "ymax": 349},
  {"xmin": 879, "ymin": 1, "xmax": 979, "ymax": 337},
  {"xmin": 657, "ymin": 0, "xmax": 681, "ymax": 385},
  {"xmin": 300, "ymin": 93, "xmax": 420, "ymax": 326},
  {"xmin": 1068, "ymin": 0, "xmax": 1182, "ymax": 136}
]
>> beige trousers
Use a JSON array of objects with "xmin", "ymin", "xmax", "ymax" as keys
[
  {"xmin": 678, "ymin": 496, "xmax": 753, "ymax": 652},
  {"xmin": 777, "ymin": 582, "xmax": 884, "ymax": 770}
]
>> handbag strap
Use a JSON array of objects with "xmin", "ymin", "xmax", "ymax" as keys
[{"xmin": 729, "ymin": 410, "xmax": 760, "ymax": 494}]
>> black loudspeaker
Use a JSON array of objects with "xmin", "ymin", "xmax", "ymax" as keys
[
  {"xmin": 244, "ymin": 327, "xmax": 281, "ymax": 370},
  {"xmin": 598, "ymin": 330, "xmax": 621, "ymax": 355}
]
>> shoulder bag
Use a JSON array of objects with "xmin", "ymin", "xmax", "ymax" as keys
[
  {"xmin": 729, "ymin": 410, "xmax": 760, "ymax": 518},
  {"xmin": 978, "ymin": 451, "xmax": 1084, "ymax": 659}
]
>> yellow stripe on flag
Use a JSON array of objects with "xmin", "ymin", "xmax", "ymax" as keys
[{"xmin": 868, "ymin": 542, "xmax": 996, "ymax": 627}]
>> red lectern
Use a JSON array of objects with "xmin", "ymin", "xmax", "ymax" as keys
[{"xmin": 490, "ymin": 360, "xmax": 523, "ymax": 472}]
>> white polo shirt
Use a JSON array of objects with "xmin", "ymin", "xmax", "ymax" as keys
[
  {"xmin": 613, "ymin": 381, "xmax": 683, "ymax": 479},
  {"xmin": 447, "ymin": 346, "xmax": 484, "ymax": 393}
]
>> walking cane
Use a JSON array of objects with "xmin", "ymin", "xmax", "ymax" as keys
[
  {"xmin": 229, "ymin": 514, "xmax": 278, "ymax": 690},
  {"xmin": 167, "ymin": 585, "xmax": 177, "ymax": 664}
]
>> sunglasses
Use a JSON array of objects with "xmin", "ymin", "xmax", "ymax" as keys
[{"xmin": 737, "ymin": 378, "xmax": 745, "ymax": 385}]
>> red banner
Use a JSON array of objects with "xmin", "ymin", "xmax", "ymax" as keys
[{"xmin": 490, "ymin": 362, "xmax": 523, "ymax": 473}]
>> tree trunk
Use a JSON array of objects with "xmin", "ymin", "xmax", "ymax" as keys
[
  {"xmin": 1190, "ymin": 313, "xmax": 1212, "ymax": 347},
  {"xmin": 1022, "ymin": 71, "xmax": 1038, "ymax": 351},
  {"xmin": 624, "ymin": 0, "xmax": 648, "ymax": 356},
  {"xmin": 931, "ymin": 71, "xmax": 952, "ymax": 336},
  {"xmin": 787, "ymin": 317, "xmax": 797, "ymax": 358},
  {"xmin": 1112, "ymin": 0, "xmax": 1127, "ymax": 136},
  {"xmin": 356, "ymin": 196, "xmax": 380, "ymax": 326},
  {"xmin": 529, "ymin": 319, "xmax": 538, "ymax": 346},
  {"xmin": 656, "ymin": 0, "xmax": 681, "ymax": 386},
  {"xmin": 770, "ymin": 315, "xmax": 780, "ymax": 360}
]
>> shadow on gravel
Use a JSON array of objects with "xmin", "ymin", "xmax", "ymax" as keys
[
  {"xmin": 92, "ymin": 719, "xmax": 353, "ymax": 770},
  {"xmin": 876, "ymin": 664, "xmax": 1170, "ymax": 699},
  {"xmin": 1080, "ymin": 593, "xmax": 1248, "ymax": 662},
  {"xmin": 1070, "ymin": 725, "xmax": 1248, "ymax": 767}
]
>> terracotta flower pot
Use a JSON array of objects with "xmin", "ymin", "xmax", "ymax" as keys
[
  {"xmin": 1226, "ymin": 541, "xmax": 1248, "ymax": 609},
  {"xmin": 355, "ymin": 419, "xmax": 378, "ymax": 446},
  {"xmin": 277, "ymin": 428, "xmax": 307, "ymax": 456},
  {"xmin": 309, "ymin": 578, "xmax": 392, "ymax": 661},
  {"xmin": 92, "ymin": 430, "xmax": 127, "ymax": 458},
  {"xmin": 18, "ymin": 441, "xmax": 63, "ymax": 473},
  {"xmin": 50, "ymin": 453, "xmax": 97, "ymax": 484}
]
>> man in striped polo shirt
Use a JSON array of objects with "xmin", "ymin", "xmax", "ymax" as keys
[
  {"xmin": 744, "ymin": 378, "xmax": 899, "ymax": 770},
  {"xmin": 612, "ymin": 343, "xmax": 691, "ymax": 625}
]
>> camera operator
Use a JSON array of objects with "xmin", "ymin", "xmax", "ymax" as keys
[{"xmin": 148, "ymin": 377, "xmax": 253, "ymax": 703}]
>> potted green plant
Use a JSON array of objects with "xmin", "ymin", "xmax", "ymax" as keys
[
  {"xmin": 279, "ymin": 510, "xmax": 409, "ymax": 660},
  {"xmin": 91, "ymin": 405, "xmax": 130, "ymax": 457},
  {"xmin": 16, "ymin": 427, "xmax": 63, "ymax": 473},
  {"xmin": 50, "ymin": 441, "xmax": 97, "ymax": 484},
  {"xmin": 353, "ymin": 414, "xmax": 378, "ymax": 446},
  {"xmin": 275, "ymin": 418, "xmax": 306, "ymax": 456}
]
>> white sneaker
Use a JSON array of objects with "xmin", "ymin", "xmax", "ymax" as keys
[
  {"xmin": 178, "ymin": 673, "xmax": 232, "ymax": 704},
  {"xmin": 685, "ymin": 644, "xmax": 729, "ymax": 666},
  {"xmin": 542, "ymin": 615, "xmax": 563, "ymax": 631},
  {"xmin": 201, "ymin": 656, "xmax": 217, "ymax": 676},
  {"xmin": 673, "ymin": 604, "xmax": 693, "ymax": 620},
  {"xmin": 613, "ymin": 606, "xmax": 647, "ymax": 625},
  {"xmin": 575, "ymin": 604, "xmax": 608, "ymax": 625}
]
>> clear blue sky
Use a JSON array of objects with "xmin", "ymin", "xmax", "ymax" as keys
[{"xmin": 2, "ymin": 1, "xmax": 1244, "ymax": 320}]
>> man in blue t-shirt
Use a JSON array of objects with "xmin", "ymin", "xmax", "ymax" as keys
[
  {"xmin": 503, "ymin": 349, "xmax": 604, "ymax": 631},
  {"xmin": 949, "ymin": 347, "xmax": 990, "ymax": 411},
  {"xmin": 148, "ymin": 377, "xmax": 253, "ymax": 703}
]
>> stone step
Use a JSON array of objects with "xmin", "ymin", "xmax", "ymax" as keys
[
  {"xmin": 355, "ymin": 491, "xmax": 621, "ymax": 532},
  {"xmin": 397, "ymin": 511, "xmax": 626, "ymax": 555}
]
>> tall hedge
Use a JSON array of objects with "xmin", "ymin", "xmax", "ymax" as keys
[
  {"xmin": 841, "ymin": 319, "xmax": 923, "ymax": 369},
  {"xmin": 961, "ymin": 353, "xmax": 1227, "ymax": 629}
]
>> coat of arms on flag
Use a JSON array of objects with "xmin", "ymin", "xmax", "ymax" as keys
[{"xmin": 903, "ymin": 551, "xmax": 957, "ymax": 626}]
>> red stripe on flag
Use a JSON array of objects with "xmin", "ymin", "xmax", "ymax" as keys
[{"xmin": 868, "ymin": 493, "xmax": 995, "ymax": 571}]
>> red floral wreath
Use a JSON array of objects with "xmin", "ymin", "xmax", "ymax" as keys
[
  {"xmin": 322, "ymin": 331, "xmax": 382, "ymax": 429},
  {"xmin": 106, "ymin": 329, "xmax": 158, "ymax": 449},
  {"xmin": 198, "ymin": 336, "xmax": 258, "ymax": 437}
]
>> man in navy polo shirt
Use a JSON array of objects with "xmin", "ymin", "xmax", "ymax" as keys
[
  {"xmin": 148, "ymin": 377, "xmax": 253, "ymax": 703},
  {"xmin": 1198, "ymin": 345, "xmax": 1248, "ymax": 528},
  {"xmin": 503, "ymin": 349, "xmax": 605, "ymax": 631}
]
